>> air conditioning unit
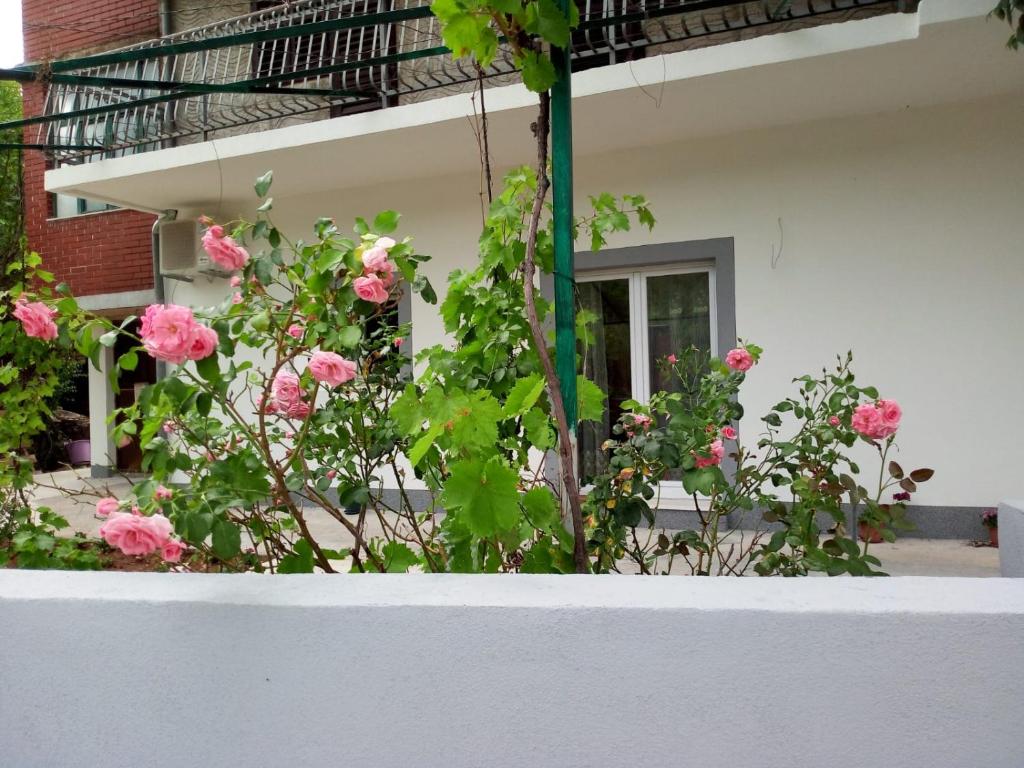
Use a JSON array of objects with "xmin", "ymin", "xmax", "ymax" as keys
[{"xmin": 158, "ymin": 220, "xmax": 232, "ymax": 279}]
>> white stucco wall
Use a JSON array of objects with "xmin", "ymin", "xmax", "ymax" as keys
[
  {"xmin": 1, "ymin": 572, "xmax": 1022, "ymax": 768},
  {"xmin": 176, "ymin": 92, "xmax": 1023, "ymax": 509}
]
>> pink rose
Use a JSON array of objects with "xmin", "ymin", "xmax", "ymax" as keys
[
  {"xmin": 232, "ymin": 292, "xmax": 243, "ymax": 305},
  {"xmin": 394, "ymin": 337, "xmax": 404, "ymax": 347},
  {"xmin": 99, "ymin": 512, "xmax": 173, "ymax": 557},
  {"xmin": 160, "ymin": 539, "xmax": 186, "ymax": 563},
  {"xmin": 284, "ymin": 400, "xmax": 312, "ymax": 419},
  {"xmin": 287, "ymin": 323, "xmax": 304, "ymax": 339},
  {"xmin": 308, "ymin": 351, "xmax": 357, "ymax": 387},
  {"xmin": 666, "ymin": 354, "xmax": 678, "ymax": 364},
  {"xmin": 95, "ymin": 497, "xmax": 119, "ymax": 518},
  {"xmin": 851, "ymin": 403, "xmax": 885, "ymax": 439},
  {"xmin": 353, "ymin": 274, "xmax": 389, "ymax": 303},
  {"xmin": 271, "ymin": 370, "xmax": 303, "ymax": 409},
  {"xmin": 374, "ymin": 236, "xmax": 396, "ymax": 250},
  {"xmin": 877, "ymin": 399, "xmax": 902, "ymax": 434},
  {"xmin": 326, "ymin": 469, "xmax": 337, "ymax": 479},
  {"xmin": 154, "ymin": 485, "xmax": 173, "ymax": 501},
  {"xmin": 285, "ymin": 430, "xmax": 295, "ymax": 440},
  {"xmin": 362, "ymin": 246, "xmax": 393, "ymax": 275},
  {"xmin": 140, "ymin": 304, "xmax": 202, "ymax": 365},
  {"xmin": 187, "ymin": 324, "xmax": 218, "ymax": 361},
  {"xmin": 230, "ymin": 275, "xmax": 242, "ymax": 288},
  {"xmin": 163, "ymin": 420, "xmax": 175, "ymax": 433},
  {"xmin": 13, "ymin": 297, "xmax": 58, "ymax": 341},
  {"xmin": 725, "ymin": 347, "xmax": 754, "ymax": 372},
  {"xmin": 695, "ymin": 439, "xmax": 725, "ymax": 469},
  {"xmin": 829, "ymin": 416, "xmax": 841, "ymax": 427},
  {"xmin": 721, "ymin": 425, "xmax": 737, "ymax": 440},
  {"xmin": 202, "ymin": 225, "xmax": 249, "ymax": 271}
]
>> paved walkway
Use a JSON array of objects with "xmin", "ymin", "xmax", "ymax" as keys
[{"xmin": 29, "ymin": 470, "xmax": 1001, "ymax": 577}]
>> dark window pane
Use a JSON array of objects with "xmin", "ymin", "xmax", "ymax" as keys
[
  {"xmin": 577, "ymin": 278, "xmax": 630, "ymax": 483},
  {"xmin": 646, "ymin": 271, "xmax": 711, "ymax": 398}
]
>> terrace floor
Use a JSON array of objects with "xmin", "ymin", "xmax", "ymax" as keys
[{"xmin": 30, "ymin": 470, "xmax": 1001, "ymax": 577}]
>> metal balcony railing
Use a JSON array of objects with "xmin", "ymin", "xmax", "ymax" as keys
[{"xmin": 36, "ymin": 0, "xmax": 915, "ymax": 163}]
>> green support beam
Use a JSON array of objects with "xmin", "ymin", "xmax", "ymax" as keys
[{"xmin": 552, "ymin": 0, "xmax": 577, "ymax": 433}]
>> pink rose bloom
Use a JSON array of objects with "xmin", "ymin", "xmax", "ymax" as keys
[
  {"xmin": 140, "ymin": 304, "xmax": 202, "ymax": 365},
  {"xmin": 231, "ymin": 292, "xmax": 243, "ymax": 305},
  {"xmin": 829, "ymin": 416, "xmax": 841, "ymax": 427},
  {"xmin": 721, "ymin": 425, "xmax": 737, "ymax": 440},
  {"xmin": 13, "ymin": 297, "xmax": 58, "ymax": 340},
  {"xmin": 877, "ymin": 399, "xmax": 902, "ymax": 434},
  {"xmin": 160, "ymin": 539, "xmax": 186, "ymax": 563},
  {"xmin": 284, "ymin": 400, "xmax": 312, "ymax": 419},
  {"xmin": 95, "ymin": 497, "xmax": 119, "ymax": 518},
  {"xmin": 308, "ymin": 351, "xmax": 357, "ymax": 387},
  {"xmin": 851, "ymin": 403, "xmax": 885, "ymax": 439},
  {"xmin": 230, "ymin": 275, "xmax": 242, "ymax": 287},
  {"xmin": 394, "ymin": 337, "xmax": 404, "ymax": 347},
  {"xmin": 100, "ymin": 512, "xmax": 173, "ymax": 557},
  {"xmin": 362, "ymin": 245, "xmax": 393, "ymax": 274},
  {"xmin": 374, "ymin": 236, "xmax": 396, "ymax": 250},
  {"xmin": 725, "ymin": 347, "xmax": 754, "ymax": 372},
  {"xmin": 326, "ymin": 469, "xmax": 337, "ymax": 479},
  {"xmin": 187, "ymin": 324, "xmax": 218, "ymax": 361},
  {"xmin": 201, "ymin": 225, "xmax": 249, "ymax": 271},
  {"xmin": 271, "ymin": 370, "xmax": 303, "ymax": 409},
  {"xmin": 287, "ymin": 323, "xmax": 304, "ymax": 339},
  {"xmin": 284, "ymin": 430, "xmax": 295, "ymax": 440},
  {"xmin": 162, "ymin": 420, "xmax": 175, "ymax": 433},
  {"xmin": 666, "ymin": 354, "xmax": 678, "ymax": 364},
  {"xmin": 154, "ymin": 485, "xmax": 173, "ymax": 501},
  {"xmin": 695, "ymin": 439, "xmax": 725, "ymax": 469},
  {"xmin": 353, "ymin": 274, "xmax": 389, "ymax": 303}
]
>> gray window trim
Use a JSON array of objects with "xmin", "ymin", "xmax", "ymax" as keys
[{"xmin": 541, "ymin": 237, "xmax": 736, "ymax": 358}]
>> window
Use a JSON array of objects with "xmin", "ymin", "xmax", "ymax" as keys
[{"xmin": 577, "ymin": 265, "xmax": 715, "ymax": 481}]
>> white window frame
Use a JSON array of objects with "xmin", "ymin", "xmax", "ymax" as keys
[{"xmin": 578, "ymin": 262, "xmax": 717, "ymax": 508}]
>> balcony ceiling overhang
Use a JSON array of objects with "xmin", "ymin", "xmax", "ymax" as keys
[{"xmin": 45, "ymin": 2, "xmax": 1024, "ymax": 215}]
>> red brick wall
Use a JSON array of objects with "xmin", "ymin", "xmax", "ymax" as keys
[{"xmin": 22, "ymin": 0, "xmax": 159, "ymax": 299}]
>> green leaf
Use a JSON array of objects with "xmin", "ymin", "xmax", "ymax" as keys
[
  {"xmin": 409, "ymin": 422, "xmax": 444, "ymax": 467},
  {"xmin": 382, "ymin": 541, "xmax": 420, "ymax": 572},
  {"xmin": 196, "ymin": 392, "xmax": 213, "ymax": 417},
  {"xmin": 442, "ymin": 458, "xmax": 521, "ymax": 537},
  {"xmin": 257, "ymin": 197, "xmax": 273, "ymax": 212},
  {"xmin": 254, "ymin": 170, "xmax": 273, "ymax": 198},
  {"xmin": 117, "ymin": 350, "xmax": 138, "ymax": 372},
  {"xmin": 519, "ymin": 50, "xmax": 557, "ymax": 92},
  {"xmin": 522, "ymin": 486, "xmax": 558, "ymax": 529},
  {"xmin": 278, "ymin": 539, "xmax": 315, "ymax": 573},
  {"xmin": 194, "ymin": 352, "xmax": 220, "ymax": 383},
  {"xmin": 337, "ymin": 325, "xmax": 362, "ymax": 349},
  {"xmin": 98, "ymin": 330, "xmax": 118, "ymax": 348},
  {"xmin": 523, "ymin": 407, "xmax": 554, "ymax": 450},
  {"xmin": 372, "ymin": 210, "xmax": 401, "ymax": 234},
  {"xmin": 577, "ymin": 375, "xmax": 606, "ymax": 422},
  {"xmin": 525, "ymin": 0, "xmax": 571, "ymax": 47},
  {"xmin": 211, "ymin": 518, "xmax": 241, "ymax": 559},
  {"xmin": 504, "ymin": 374, "xmax": 546, "ymax": 417}
]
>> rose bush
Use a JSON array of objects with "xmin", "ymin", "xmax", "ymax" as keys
[{"xmin": 584, "ymin": 345, "xmax": 933, "ymax": 576}]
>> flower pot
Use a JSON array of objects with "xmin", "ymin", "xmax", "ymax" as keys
[
  {"xmin": 67, "ymin": 439, "xmax": 91, "ymax": 466},
  {"xmin": 989, "ymin": 527, "xmax": 999, "ymax": 547},
  {"xmin": 858, "ymin": 521, "xmax": 883, "ymax": 544}
]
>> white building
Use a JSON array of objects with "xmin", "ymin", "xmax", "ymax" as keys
[{"xmin": 42, "ymin": 0, "xmax": 1024, "ymax": 537}]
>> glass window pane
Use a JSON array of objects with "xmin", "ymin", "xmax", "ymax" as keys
[
  {"xmin": 577, "ymin": 278, "xmax": 630, "ymax": 483},
  {"xmin": 647, "ymin": 271, "xmax": 711, "ymax": 397}
]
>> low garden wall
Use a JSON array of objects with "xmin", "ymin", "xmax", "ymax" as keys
[
  {"xmin": 999, "ymin": 499, "xmax": 1024, "ymax": 577},
  {"xmin": 1, "ymin": 572, "xmax": 1022, "ymax": 767}
]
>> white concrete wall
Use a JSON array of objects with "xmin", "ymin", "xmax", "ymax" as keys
[
  {"xmin": 1, "ymin": 572, "xmax": 1022, "ymax": 768},
  {"xmin": 177, "ymin": 92, "xmax": 1024, "ymax": 509}
]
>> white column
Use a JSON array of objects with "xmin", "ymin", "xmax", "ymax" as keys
[{"xmin": 88, "ymin": 345, "xmax": 117, "ymax": 478}]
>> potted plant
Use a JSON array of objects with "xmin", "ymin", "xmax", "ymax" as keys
[{"xmin": 982, "ymin": 508, "xmax": 998, "ymax": 547}]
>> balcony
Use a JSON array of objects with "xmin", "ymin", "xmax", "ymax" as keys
[{"xmin": 36, "ymin": 0, "xmax": 914, "ymax": 165}]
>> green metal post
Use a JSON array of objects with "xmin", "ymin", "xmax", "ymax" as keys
[{"xmin": 551, "ymin": 0, "xmax": 577, "ymax": 432}]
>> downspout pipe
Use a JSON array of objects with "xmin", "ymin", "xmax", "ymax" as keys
[{"xmin": 151, "ymin": 210, "xmax": 178, "ymax": 380}]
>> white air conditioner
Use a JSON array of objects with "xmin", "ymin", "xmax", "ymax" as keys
[{"xmin": 158, "ymin": 220, "xmax": 232, "ymax": 279}]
